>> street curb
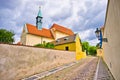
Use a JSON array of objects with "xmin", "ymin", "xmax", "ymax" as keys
[
  {"xmin": 22, "ymin": 61, "xmax": 78, "ymax": 80},
  {"xmin": 94, "ymin": 57, "xmax": 100, "ymax": 80}
]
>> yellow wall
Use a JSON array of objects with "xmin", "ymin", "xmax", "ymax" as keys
[
  {"xmin": 54, "ymin": 42, "xmax": 76, "ymax": 51},
  {"xmin": 75, "ymin": 34, "xmax": 86, "ymax": 60},
  {"xmin": 97, "ymin": 49, "xmax": 104, "ymax": 57},
  {"xmin": 55, "ymin": 31, "xmax": 69, "ymax": 40},
  {"xmin": 54, "ymin": 34, "xmax": 86, "ymax": 60},
  {"xmin": 26, "ymin": 34, "xmax": 54, "ymax": 46}
]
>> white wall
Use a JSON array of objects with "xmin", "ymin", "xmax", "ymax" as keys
[
  {"xmin": 55, "ymin": 31, "xmax": 69, "ymax": 40},
  {"xmin": 26, "ymin": 34, "xmax": 54, "ymax": 46}
]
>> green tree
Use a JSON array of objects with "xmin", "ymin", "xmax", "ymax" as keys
[
  {"xmin": 88, "ymin": 46, "xmax": 97, "ymax": 56},
  {"xmin": 0, "ymin": 29, "xmax": 14, "ymax": 43},
  {"xmin": 82, "ymin": 41, "xmax": 89, "ymax": 55},
  {"xmin": 96, "ymin": 43, "xmax": 100, "ymax": 49}
]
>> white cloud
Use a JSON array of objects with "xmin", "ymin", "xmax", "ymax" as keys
[
  {"xmin": 0, "ymin": 0, "xmax": 108, "ymax": 45},
  {"xmin": 88, "ymin": 38, "xmax": 99, "ymax": 46},
  {"xmin": 79, "ymin": 29, "xmax": 95, "ymax": 41},
  {"xmin": 78, "ymin": 28, "xmax": 99, "ymax": 46}
]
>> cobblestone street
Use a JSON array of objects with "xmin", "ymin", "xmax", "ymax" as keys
[
  {"xmin": 40, "ymin": 57, "xmax": 98, "ymax": 80},
  {"xmin": 23, "ymin": 57, "xmax": 114, "ymax": 80},
  {"xmin": 65, "ymin": 57, "xmax": 98, "ymax": 80}
]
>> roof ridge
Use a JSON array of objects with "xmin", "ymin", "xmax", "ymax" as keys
[
  {"xmin": 56, "ymin": 34, "xmax": 76, "ymax": 40},
  {"xmin": 52, "ymin": 23, "xmax": 72, "ymax": 30},
  {"xmin": 26, "ymin": 23, "xmax": 49, "ymax": 30}
]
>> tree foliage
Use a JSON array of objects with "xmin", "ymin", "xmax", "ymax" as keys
[
  {"xmin": 82, "ymin": 41, "xmax": 97, "ymax": 56},
  {"xmin": 88, "ymin": 46, "xmax": 97, "ymax": 56},
  {"xmin": 0, "ymin": 29, "xmax": 14, "ymax": 43},
  {"xmin": 96, "ymin": 43, "xmax": 100, "ymax": 49},
  {"xmin": 82, "ymin": 41, "xmax": 89, "ymax": 55}
]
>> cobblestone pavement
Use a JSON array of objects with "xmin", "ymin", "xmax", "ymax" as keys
[
  {"xmin": 97, "ymin": 58, "xmax": 114, "ymax": 80},
  {"xmin": 23, "ymin": 57, "xmax": 114, "ymax": 80},
  {"xmin": 41, "ymin": 57, "xmax": 98, "ymax": 80},
  {"xmin": 66, "ymin": 57, "xmax": 98, "ymax": 80}
]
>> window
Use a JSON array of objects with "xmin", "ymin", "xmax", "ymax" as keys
[
  {"xmin": 56, "ymin": 40, "xmax": 60, "ymax": 42},
  {"xmin": 65, "ymin": 46, "xmax": 69, "ymax": 51},
  {"xmin": 64, "ymin": 38, "xmax": 68, "ymax": 41}
]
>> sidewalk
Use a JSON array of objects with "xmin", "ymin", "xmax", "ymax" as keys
[{"xmin": 95, "ymin": 57, "xmax": 115, "ymax": 80}]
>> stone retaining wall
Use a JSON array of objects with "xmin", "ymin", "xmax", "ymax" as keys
[{"xmin": 0, "ymin": 44, "xmax": 75, "ymax": 80}]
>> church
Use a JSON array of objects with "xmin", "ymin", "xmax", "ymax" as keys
[
  {"xmin": 20, "ymin": 8, "xmax": 74, "ymax": 46},
  {"xmin": 20, "ymin": 7, "xmax": 86, "ymax": 60}
]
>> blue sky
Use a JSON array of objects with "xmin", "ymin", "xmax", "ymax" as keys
[{"xmin": 0, "ymin": 0, "xmax": 108, "ymax": 45}]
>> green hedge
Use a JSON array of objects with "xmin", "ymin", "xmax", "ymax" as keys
[{"xmin": 34, "ymin": 42, "xmax": 54, "ymax": 49}]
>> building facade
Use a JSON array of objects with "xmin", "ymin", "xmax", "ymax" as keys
[
  {"xmin": 20, "ymin": 7, "xmax": 86, "ymax": 60},
  {"xmin": 103, "ymin": 0, "xmax": 120, "ymax": 80},
  {"xmin": 52, "ymin": 34, "xmax": 86, "ymax": 60}
]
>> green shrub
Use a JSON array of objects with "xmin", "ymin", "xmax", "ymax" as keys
[
  {"xmin": 34, "ymin": 44, "xmax": 44, "ymax": 47},
  {"xmin": 45, "ymin": 43, "xmax": 54, "ymax": 48},
  {"xmin": 34, "ymin": 43, "xmax": 54, "ymax": 49}
]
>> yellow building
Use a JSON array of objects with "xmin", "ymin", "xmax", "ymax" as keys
[{"xmin": 52, "ymin": 34, "xmax": 86, "ymax": 60}]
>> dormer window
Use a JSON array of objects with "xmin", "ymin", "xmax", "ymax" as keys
[
  {"xmin": 64, "ymin": 38, "xmax": 68, "ymax": 41},
  {"xmin": 56, "ymin": 40, "xmax": 60, "ymax": 42}
]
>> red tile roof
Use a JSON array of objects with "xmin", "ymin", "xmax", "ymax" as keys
[
  {"xmin": 26, "ymin": 24, "xmax": 53, "ymax": 38},
  {"xmin": 50, "ymin": 24, "xmax": 74, "ymax": 35},
  {"xmin": 26, "ymin": 23, "xmax": 74, "ymax": 39}
]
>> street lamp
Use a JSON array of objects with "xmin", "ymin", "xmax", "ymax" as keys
[
  {"xmin": 95, "ymin": 28, "xmax": 108, "ymax": 48},
  {"xmin": 95, "ymin": 28, "xmax": 101, "ymax": 40}
]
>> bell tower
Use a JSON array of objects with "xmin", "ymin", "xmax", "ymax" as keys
[{"xmin": 36, "ymin": 6, "xmax": 43, "ymax": 30}]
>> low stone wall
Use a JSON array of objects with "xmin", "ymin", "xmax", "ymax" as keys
[{"xmin": 0, "ymin": 44, "xmax": 75, "ymax": 80}]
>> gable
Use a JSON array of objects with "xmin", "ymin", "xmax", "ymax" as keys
[
  {"xmin": 52, "ymin": 34, "xmax": 77, "ymax": 46},
  {"xmin": 50, "ymin": 24, "xmax": 74, "ymax": 35}
]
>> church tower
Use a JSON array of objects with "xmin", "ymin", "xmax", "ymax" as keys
[{"xmin": 36, "ymin": 7, "xmax": 43, "ymax": 30}]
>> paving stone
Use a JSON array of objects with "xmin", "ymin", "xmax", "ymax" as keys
[{"xmin": 97, "ymin": 58, "xmax": 114, "ymax": 80}]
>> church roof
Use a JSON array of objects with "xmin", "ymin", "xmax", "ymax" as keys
[
  {"xmin": 26, "ymin": 23, "xmax": 74, "ymax": 39},
  {"xmin": 51, "ymin": 34, "xmax": 77, "ymax": 46},
  {"xmin": 26, "ymin": 24, "xmax": 53, "ymax": 38},
  {"xmin": 50, "ymin": 24, "xmax": 74, "ymax": 35}
]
